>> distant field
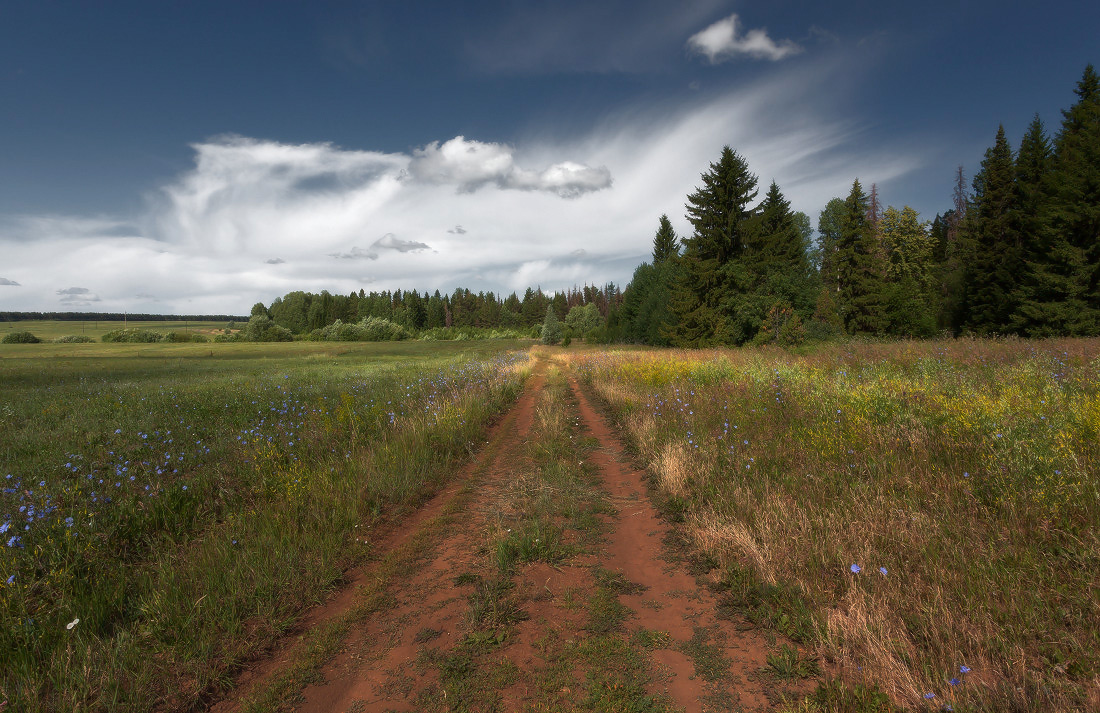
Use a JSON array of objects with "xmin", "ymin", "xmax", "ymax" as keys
[{"xmin": 0, "ymin": 319, "xmax": 229, "ymax": 341}]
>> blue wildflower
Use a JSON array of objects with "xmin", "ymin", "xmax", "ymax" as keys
[
  {"xmin": 850, "ymin": 564, "xmax": 861, "ymax": 574},
  {"xmin": 924, "ymin": 692, "xmax": 935, "ymax": 699},
  {"xmin": 960, "ymin": 665, "xmax": 970, "ymax": 673},
  {"xmin": 949, "ymin": 678, "xmax": 960, "ymax": 685},
  {"xmin": 879, "ymin": 567, "xmax": 887, "ymax": 576}
]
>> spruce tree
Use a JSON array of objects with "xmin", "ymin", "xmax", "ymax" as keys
[
  {"xmin": 729, "ymin": 181, "xmax": 815, "ymax": 342},
  {"xmin": 652, "ymin": 215, "xmax": 679, "ymax": 263},
  {"xmin": 835, "ymin": 179, "xmax": 888, "ymax": 334},
  {"xmin": 540, "ymin": 305, "xmax": 563, "ymax": 345},
  {"xmin": 1040, "ymin": 64, "xmax": 1100, "ymax": 334},
  {"xmin": 1010, "ymin": 115, "xmax": 1056, "ymax": 335},
  {"xmin": 963, "ymin": 125, "xmax": 1021, "ymax": 334},
  {"xmin": 667, "ymin": 146, "xmax": 758, "ymax": 346}
]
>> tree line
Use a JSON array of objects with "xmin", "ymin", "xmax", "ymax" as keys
[
  {"xmin": 254, "ymin": 284, "xmax": 623, "ymax": 339},
  {"xmin": 610, "ymin": 64, "xmax": 1099, "ymax": 345}
]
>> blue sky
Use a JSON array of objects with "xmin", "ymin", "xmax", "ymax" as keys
[{"xmin": 1, "ymin": 1, "xmax": 1096, "ymax": 314}]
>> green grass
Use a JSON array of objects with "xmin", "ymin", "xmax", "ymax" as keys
[
  {"xmin": 0, "ymin": 319, "xmax": 230, "ymax": 341},
  {"xmin": 574, "ymin": 338, "xmax": 1100, "ymax": 712},
  {"xmin": 0, "ymin": 340, "xmax": 528, "ymax": 710}
]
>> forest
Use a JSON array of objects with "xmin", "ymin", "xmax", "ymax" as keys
[{"xmin": 233, "ymin": 65, "xmax": 1097, "ymax": 346}]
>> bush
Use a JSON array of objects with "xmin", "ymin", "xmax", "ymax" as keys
[
  {"xmin": 417, "ymin": 326, "xmax": 532, "ymax": 341},
  {"xmin": 101, "ymin": 328, "xmax": 164, "ymax": 343},
  {"xmin": 1, "ymin": 331, "xmax": 41, "ymax": 344},
  {"xmin": 304, "ymin": 317, "xmax": 412, "ymax": 342},
  {"xmin": 53, "ymin": 335, "xmax": 95, "ymax": 343},
  {"xmin": 238, "ymin": 316, "xmax": 294, "ymax": 342},
  {"xmin": 165, "ymin": 331, "xmax": 209, "ymax": 343}
]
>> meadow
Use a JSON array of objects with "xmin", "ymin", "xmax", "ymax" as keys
[
  {"xmin": 570, "ymin": 339, "xmax": 1099, "ymax": 711},
  {"xmin": 1, "ymin": 320, "xmax": 230, "ymax": 342},
  {"xmin": 3, "ymin": 336, "xmax": 1097, "ymax": 712},
  {"xmin": 0, "ymin": 339, "xmax": 530, "ymax": 710}
]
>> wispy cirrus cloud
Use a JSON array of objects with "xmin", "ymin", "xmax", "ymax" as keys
[{"xmin": 687, "ymin": 14, "xmax": 803, "ymax": 63}]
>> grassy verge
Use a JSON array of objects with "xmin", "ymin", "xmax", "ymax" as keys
[
  {"xmin": 0, "ymin": 342, "xmax": 528, "ymax": 710},
  {"xmin": 571, "ymin": 338, "xmax": 1100, "ymax": 712}
]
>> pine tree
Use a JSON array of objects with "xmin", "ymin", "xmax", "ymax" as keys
[
  {"xmin": 652, "ymin": 215, "xmax": 679, "ymax": 263},
  {"xmin": 667, "ymin": 146, "xmax": 758, "ymax": 346},
  {"xmin": 963, "ymin": 125, "xmax": 1021, "ymax": 334},
  {"xmin": 835, "ymin": 179, "xmax": 888, "ymax": 334}
]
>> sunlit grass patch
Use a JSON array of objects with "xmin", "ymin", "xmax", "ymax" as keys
[{"xmin": 575, "ymin": 338, "xmax": 1100, "ymax": 711}]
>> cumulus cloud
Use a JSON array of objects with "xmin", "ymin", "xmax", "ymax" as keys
[
  {"xmin": 0, "ymin": 61, "xmax": 924, "ymax": 314},
  {"xmin": 265, "ymin": 257, "xmax": 286, "ymax": 264},
  {"xmin": 0, "ymin": 277, "xmax": 19, "ymax": 286},
  {"xmin": 409, "ymin": 136, "xmax": 611, "ymax": 198},
  {"xmin": 687, "ymin": 14, "xmax": 802, "ymax": 62}
]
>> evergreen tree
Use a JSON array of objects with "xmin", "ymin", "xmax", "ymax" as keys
[
  {"xmin": 835, "ymin": 179, "xmax": 888, "ymax": 334},
  {"xmin": 963, "ymin": 125, "xmax": 1021, "ymax": 334},
  {"xmin": 726, "ymin": 181, "xmax": 815, "ymax": 342},
  {"xmin": 667, "ymin": 146, "xmax": 758, "ymax": 346},
  {"xmin": 652, "ymin": 214, "xmax": 679, "ymax": 263},
  {"xmin": 1010, "ymin": 115, "xmax": 1056, "ymax": 335},
  {"xmin": 1037, "ymin": 64, "xmax": 1100, "ymax": 334},
  {"xmin": 540, "ymin": 305, "xmax": 563, "ymax": 345}
]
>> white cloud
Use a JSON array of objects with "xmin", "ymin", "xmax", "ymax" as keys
[
  {"xmin": 56, "ymin": 286, "xmax": 101, "ymax": 305},
  {"xmin": 409, "ymin": 136, "xmax": 611, "ymax": 198},
  {"xmin": 0, "ymin": 62, "xmax": 923, "ymax": 314},
  {"xmin": 687, "ymin": 14, "xmax": 802, "ymax": 62},
  {"xmin": 328, "ymin": 246, "xmax": 378, "ymax": 261},
  {"xmin": 0, "ymin": 277, "xmax": 19, "ymax": 286},
  {"xmin": 372, "ymin": 233, "xmax": 431, "ymax": 253}
]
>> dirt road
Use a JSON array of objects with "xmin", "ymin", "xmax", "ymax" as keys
[{"xmin": 212, "ymin": 354, "xmax": 804, "ymax": 712}]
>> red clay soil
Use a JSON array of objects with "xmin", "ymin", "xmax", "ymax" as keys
[{"xmin": 210, "ymin": 360, "xmax": 801, "ymax": 712}]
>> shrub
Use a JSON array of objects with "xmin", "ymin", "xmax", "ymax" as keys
[
  {"xmin": 164, "ymin": 331, "xmax": 209, "ymax": 343},
  {"xmin": 53, "ymin": 335, "xmax": 95, "ymax": 343},
  {"xmin": 101, "ymin": 328, "xmax": 164, "ymax": 343},
  {"xmin": 238, "ymin": 315, "xmax": 294, "ymax": 342},
  {"xmin": 1, "ymin": 331, "xmax": 41, "ymax": 344}
]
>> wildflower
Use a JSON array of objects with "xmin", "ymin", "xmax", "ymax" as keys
[
  {"xmin": 924, "ymin": 692, "xmax": 935, "ymax": 699},
  {"xmin": 949, "ymin": 678, "xmax": 960, "ymax": 685},
  {"xmin": 879, "ymin": 567, "xmax": 887, "ymax": 576},
  {"xmin": 66, "ymin": 618, "xmax": 80, "ymax": 630},
  {"xmin": 850, "ymin": 564, "xmax": 861, "ymax": 573},
  {"xmin": 5, "ymin": 574, "xmax": 13, "ymax": 585},
  {"xmin": 960, "ymin": 665, "xmax": 970, "ymax": 673}
]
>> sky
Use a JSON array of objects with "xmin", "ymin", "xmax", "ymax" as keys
[{"xmin": 1, "ymin": 1, "xmax": 1097, "ymax": 315}]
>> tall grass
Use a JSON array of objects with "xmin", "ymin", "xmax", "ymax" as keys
[
  {"xmin": 0, "ymin": 342, "xmax": 528, "ymax": 710},
  {"xmin": 572, "ymin": 339, "xmax": 1100, "ymax": 711}
]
